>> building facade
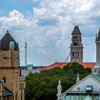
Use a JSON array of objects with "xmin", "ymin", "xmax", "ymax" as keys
[
  {"xmin": 0, "ymin": 31, "xmax": 26, "ymax": 100},
  {"xmin": 70, "ymin": 26, "xmax": 83, "ymax": 62}
]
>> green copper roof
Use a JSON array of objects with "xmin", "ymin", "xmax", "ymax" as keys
[
  {"xmin": 16, "ymin": 42, "xmax": 19, "ymax": 47},
  {"xmin": 9, "ymin": 41, "xmax": 15, "ymax": 47},
  {"xmin": 23, "ymin": 74, "xmax": 26, "ymax": 78},
  {"xmin": 1, "ymin": 80, "xmax": 4, "ymax": 84},
  {"xmin": 85, "ymin": 95, "xmax": 92, "ymax": 100},
  {"xmin": 27, "ymin": 65, "xmax": 33, "ymax": 70},
  {"xmin": 64, "ymin": 95, "xmax": 99, "ymax": 100},
  {"xmin": 91, "ymin": 74, "xmax": 100, "ymax": 82}
]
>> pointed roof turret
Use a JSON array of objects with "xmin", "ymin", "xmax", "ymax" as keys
[
  {"xmin": 97, "ymin": 28, "xmax": 100, "ymax": 41},
  {"xmin": 72, "ymin": 25, "xmax": 81, "ymax": 34},
  {"xmin": 0, "ymin": 30, "xmax": 19, "ymax": 50}
]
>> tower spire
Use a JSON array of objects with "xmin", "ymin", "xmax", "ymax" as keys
[{"xmin": 97, "ymin": 28, "xmax": 100, "ymax": 41}]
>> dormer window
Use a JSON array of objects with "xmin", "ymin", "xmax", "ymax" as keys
[{"xmin": 86, "ymin": 86, "xmax": 93, "ymax": 93}]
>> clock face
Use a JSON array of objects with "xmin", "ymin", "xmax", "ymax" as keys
[{"xmin": 1, "ymin": 53, "xmax": 9, "ymax": 63}]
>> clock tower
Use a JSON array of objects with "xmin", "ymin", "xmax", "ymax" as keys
[
  {"xmin": 70, "ymin": 26, "xmax": 83, "ymax": 62},
  {"xmin": 0, "ymin": 31, "xmax": 25, "ymax": 100},
  {"xmin": 0, "ymin": 31, "xmax": 19, "ymax": 67}
]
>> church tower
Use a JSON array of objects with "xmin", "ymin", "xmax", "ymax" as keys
[
  {"xmin": 70, "ymin": 26, "xmax": 83, "ymax": 62},
  {"xmin": 92, "ymin": 29, "xmax": 100, "ymax": 74},
  {"xmin": 0, "ymin": 31, "xmax": 26, "ymax": 100}
]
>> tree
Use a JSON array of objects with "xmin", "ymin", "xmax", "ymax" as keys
[{"xmin": 26, "ymin": 62, "xmax": 91, "ymax": 100}]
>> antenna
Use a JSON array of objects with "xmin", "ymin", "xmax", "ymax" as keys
[
  {"xmin": 25, "ymin": 34, "xmax": 27, "ymax": 66},
  {"xmin": 65, "ymin": 52, "xmax": 71, "ymax": 62}
]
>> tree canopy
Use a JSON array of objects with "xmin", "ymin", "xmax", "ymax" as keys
[{"xmin": 25, "ymin": 62, "xmax": 91, "ymax": 100}]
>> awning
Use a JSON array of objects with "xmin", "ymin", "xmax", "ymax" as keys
[{"xmin": 2, "ymin": 87, "xmax": 13, "ymax": 96}]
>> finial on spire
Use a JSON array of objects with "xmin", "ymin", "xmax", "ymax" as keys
[
  {"xmin": 6, "ymin": 30, "xmax": 9, "ymax": 34},
  {"xmin": 76, "ymin": 73, "xmax": 80, "ymax": 83}
]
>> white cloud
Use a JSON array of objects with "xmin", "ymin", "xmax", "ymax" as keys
[
  {"xmin": 34, "ymin": 8, "xmax": 46, "ymax": 16},
  {"xmin": 75, "ymin": 0, "xmax": 95, "ymax": 13},
  {"xmin": 0, "ymin": 0, "xmax": 100, "ymax": 65},
  {"xmin": 9, "ymin": 10, "xmax": 24, "ymax": 18}
]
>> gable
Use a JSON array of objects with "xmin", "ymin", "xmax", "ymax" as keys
[
  {"xmin": 71, "ymin": 76, "xmax": 100, "ymax": 92},
  {"xmin": 61, "ymin": 75, "xmax": 100, "ymax": 97}
]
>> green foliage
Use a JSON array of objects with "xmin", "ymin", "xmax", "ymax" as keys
[{"xmin": 26, "ymin": 62, "xmax": 91, "ymax": 100}]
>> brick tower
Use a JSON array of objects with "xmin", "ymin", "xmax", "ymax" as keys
[{"xmin": 70, "ymin": 26, "xmax": 83, "ymax": 62}]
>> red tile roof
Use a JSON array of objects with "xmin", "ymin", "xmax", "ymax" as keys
[{"xmin": 41, "ymin": 62, "xmax": 96, "ymax": 71}]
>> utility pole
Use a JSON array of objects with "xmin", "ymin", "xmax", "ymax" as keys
[{"xmin": 25, "ymin": 35, "xmax": 27, "ymax": 66}]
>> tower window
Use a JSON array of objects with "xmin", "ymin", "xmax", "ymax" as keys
[
  {"xmin": 73, "ymin": 36, "xmax": 78, "ymax": 40},
  {"xmin": 73, "ymin": 42, "xmax": 78, "ymax": 45},
  {"xmin": 72, "ymin": 52, "xmax": 74, "ymax": 56}
]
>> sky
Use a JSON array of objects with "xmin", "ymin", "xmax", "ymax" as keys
[{"xmin": 0, "ymin": 0, "xmax": 100, "ymax": 66}]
